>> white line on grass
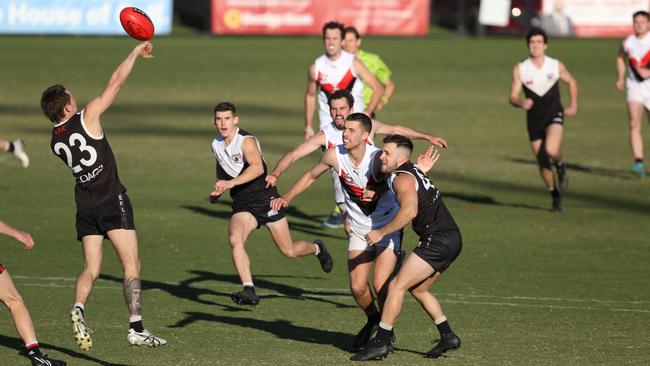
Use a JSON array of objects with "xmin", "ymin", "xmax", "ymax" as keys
[{"xmin": 12, "ymin": 276, "xmax": 650, "ymax": 313}]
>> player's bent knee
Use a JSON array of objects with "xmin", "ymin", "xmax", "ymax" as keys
[
  {"xmin": 350, "ymin": 282, "xmax": 369, "ymax": 298},
  {"xmin": 280, "ymin": 247, "xmax": 297, "ymax": 259}
]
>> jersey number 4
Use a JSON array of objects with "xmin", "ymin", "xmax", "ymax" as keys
[{"xmin": 53, "ymin": 133, "xmax": 98, "ymax": 173}]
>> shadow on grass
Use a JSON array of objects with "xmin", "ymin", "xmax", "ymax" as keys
[
  {"xmin": 181, "ymin": 203, "xmax": 345, "ymax": 240},
  {"xmin": 99, "ymin": 270, "xmax": 354, "ymax": 310},
  {"xmin": 432, "ymin": 162, "xmax": 650, "ymax": 216},
  {"xmin": 0, "ymin": 334, "xmax": 133, "ymax": 366},
  {"xmin": 506, "ymin": 157, "xmax": 637, "ymax": 180},
  {"xmin": 444, "ymin": 191, "xmax": 547, "ymax": 211},
  {"xmin": 168, "ymin": 311, "xmax": 353, "ymax": 352}
]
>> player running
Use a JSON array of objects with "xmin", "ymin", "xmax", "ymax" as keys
[
  {"xmin": 271, "ymin": 113, "xmax": 400, "ymax": 351},
  {"xmin": 40, "ymin": 41, "xmax": 166, "ymax": 350},
  {"xmin": 509, "ymin": 28, "xmax": 578, "ymax": 212},
  {"xmin": 266, "ymin": 90, "xmax": 447, "ymax": 228},
  {"xmin": 305, "ymin": 21, "xmax": 385, "ymax": 227},
  {"xmin": 350, "ymin": 136, "xmax": 462, "ymax": 361},
  {"xmin": 616, "ymin": 10, "xmax": 650, "ymax": 177},
  {"xmin": 1, "ymin": 219, "xmax": 67, "ymax": 366},
  {"xmin": 209, "ymin": 102, "xmax": 333, "ymax": 307}
]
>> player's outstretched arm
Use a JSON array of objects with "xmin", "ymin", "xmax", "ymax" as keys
[
  {"xmin": 266, "ymin": 131, "xmax": 326, "ymax": 188},
  {"xmin": 304, "ymin": 64, "xmax": 318, "ymax": 141},
  {"xmin": 365, "ymin": 174, "xmax": 417, "ymax": 245},
  {"xmin": 214, "ymin": 137, "xmax": 264, "ymax": 196},
  {"xmin": 373, "ymin": 119, "xmax": 448, "ymax": 148},
  {"xmin": 271, "ymin": 149, "xmax": 336, "ymax": 210},
  {"xmin": 84, "ymin": 42, "xmax": 154, "ymax": 135},
  {"xmin": 509, "ymin": 65, "xmax": 533, "ymax": 110},
  {"xmin": 0, "ymin": 219, "xmax": 35, "ymax": 250},
  {"xmin": 559, "ymin": 62, "xmax": 578, "ymax": 116},
  {"xmin": 354, "ymin": 58, "xmax": 384, "ymax": 116}
]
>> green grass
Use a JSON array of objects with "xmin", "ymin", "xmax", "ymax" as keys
[{"xmin": 1, "ymin": 34, "xmax": 649, "ymax": 365}]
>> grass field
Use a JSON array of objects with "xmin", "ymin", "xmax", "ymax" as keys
[{"xmin": 1, "ymin": 31, "xmax": 649, "ymax": 366}]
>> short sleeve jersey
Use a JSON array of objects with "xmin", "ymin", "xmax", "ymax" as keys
[
  {"xmin": 50, "ymin": 110, "xmax": 125, "ymax": 210},
  {"xmin": 357, "ymin": 50, "xmax": 392, "ymax": 106}
]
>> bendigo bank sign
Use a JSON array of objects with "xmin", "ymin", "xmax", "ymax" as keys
[{"xmin": 211, "ymin": 0, "xmax": 429, "ymax": 36}]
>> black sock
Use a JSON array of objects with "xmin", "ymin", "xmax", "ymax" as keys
[
  {"xmin": 366, "ymin": 308, "xmax": 380, "ymax": 324},
  {"xmin": 7, "ymin": 141, "xmax": 14, "ymax": 152},
  {"xmin": 130, "ymin": 320, "xmax": 145, "ymax": 333},
  {"xmin": 436, "ymin": 320, "xmax": 453, "ymax": 336},
  {"xmin": 26, "ymin": 345, "xmax": 41, "ymax": 358},
  {"xmin": 375, "ymin": 327, "xmax": 393, "ymax": 342},
  {"xmin": 635, "ymin": 158, "xmax": 644, "ymax": 164},
  {"xmin": 550, "ymin": 188, "xmax": 560, "ymax": 198}
]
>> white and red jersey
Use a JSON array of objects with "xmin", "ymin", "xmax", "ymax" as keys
[
  {"xmin": 334, "ymin": 144, "xmax": 398, "ymax": 231},
  {"xmin": 622, "ymin": 33, "xmax": 650, "ymax": 87},
  {"xmin": 321, "ymin": 122, "xmax": 374, "ymax": 150},
  {"xmin": 314, "ymin": 51, "xmax": 365, "ymax": 130}
]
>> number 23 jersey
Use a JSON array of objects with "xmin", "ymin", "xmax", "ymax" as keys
[{"xmin": 51, "ymin": 110, "xmax": 125, "ymax": 210}]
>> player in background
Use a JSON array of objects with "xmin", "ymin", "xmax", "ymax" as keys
[
  {"xmin": 209, "ymin": 102, "xmax": 333, "ymax": 307},
  {"xmin": 271, "ymin": 113, "xmax": 400, "ymax": 351},
  {"xmin": 266, "ymin": 90, "xmax": 447, "ymax": 227},
  {"xmin": 40, "ymin": 41, "xmax": 166, "ymax": 350},
  {"xmin": 343, "ymin": 26, "xmax": 395, "ymax": 117},
  {"xmin": 351, "ymin": 136, "xmax": 462, "ymax": 361},
  {"xmin": 509, "ymin": 28, "xmax": 578, "ymax": 212},
  {"xmin": 305, "ymin": 21, "xmax": 385, "ymax": 228},
  {"xmin": 0, "ymin": 219, "xmax": 67, "ymax": 366},
  {"xmin": 616, "ymin": 10, "xmax": 650, "ymax": 178},
  {"xmin": 0, "ymin": 138, "xmax": 29, "ymax": 168}
]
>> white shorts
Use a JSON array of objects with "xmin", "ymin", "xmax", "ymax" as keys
[
  {"xmin": 627, "ymin": 83, "xmax": 650, "ymax": 109},
  {"xmin": 348, "ymin": 226, "xmax": 402, "ymax": 252}
]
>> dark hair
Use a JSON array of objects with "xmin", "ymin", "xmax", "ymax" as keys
[
  {"xmin": 346, "ymin": 113, "xmax": 372, "ymax": 133},
  {"xmin": 344, "ymin": 26, "xmax": 361, "ymax": 39},
  {"xmin": 328, "ymin": 90, "xmax": 354, "ymax": 108},
  {"xmin": 526, "ymin": 27, "xmax": 548, "ymax": 44},
  {"xmin": 40, "ymin": 84, "xmax": 70, "ymax": 123},
  {"xmin": 383, "ymin": 134, "xmax": 413, "ymax": 154},
  {"xmin": 214, "ymin": 102, "xmax": 237, "ymax": 116},
  {"xmin": 633, "ymin": 11, "xmax": 650, "ymax": 20},
  {"xmin": 322, "ymin": 21, "xmax": 345, "ymax": 39}
]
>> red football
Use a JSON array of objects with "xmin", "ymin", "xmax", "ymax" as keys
[{"xmin": 119, "ymin": 7, "xmax": 155, "ymax": 41}]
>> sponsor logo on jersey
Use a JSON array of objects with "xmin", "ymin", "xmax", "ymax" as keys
[
  {"xmin": 231, "ymin": 154, "xmax": 243, "ymax": 164},
  {"xmin": 76, "ymin": 164, "xmax": 104, "ymax": 184}
]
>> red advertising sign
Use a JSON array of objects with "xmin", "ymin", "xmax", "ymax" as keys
[{"xmin": 211, "ymin": 0, "xmax": 429, "ymax": 36}]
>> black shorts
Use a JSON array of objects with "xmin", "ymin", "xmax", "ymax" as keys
[
  {"xmin": 75, "ymin": 191, "xmax": 135, "ymax": 241},
  {"xmin": 413, "ymin": 229, "xmax": 462, "ymax": 273},
  {"xmin": 232, "ymin": 195, "xmax": 285, "ymax": 229},
  {"xmin": 527, "ymin": 111, "xmax": 564, "ymax": 141}
]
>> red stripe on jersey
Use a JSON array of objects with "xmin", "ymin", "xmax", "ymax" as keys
[
  {"xmin": 0, "ymin": 263, "xmax": 5, "ymax": 274},
  {"xmin": 630, "ymin": 48, "xmax": 650, "ymax": 68},
  {"xmin": 340, "ymin": 168, "xmax": 363, "ymax": 199},
  {"xmin": 327, "ymin": 141, "xmax": 335, "ymax": 149},
  {"xmin": 318, "ymin": 71, "xmax": 335, "ymax": 94},
  {"xmin": 337, "ymin": 69, "xmax": 356, "ymax": 90}
]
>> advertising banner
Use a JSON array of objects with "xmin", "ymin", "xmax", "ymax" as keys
[
  {"xmin": 0, "ymin": 0, "xmax": 172, "ymax": 35},
  {"xmin": 540, "ymin": 0, "xmax": 649, "ymax": 37},
  {"xmin": 211, "ymin": 0, "xmax": 429, "ymax": 36}
]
